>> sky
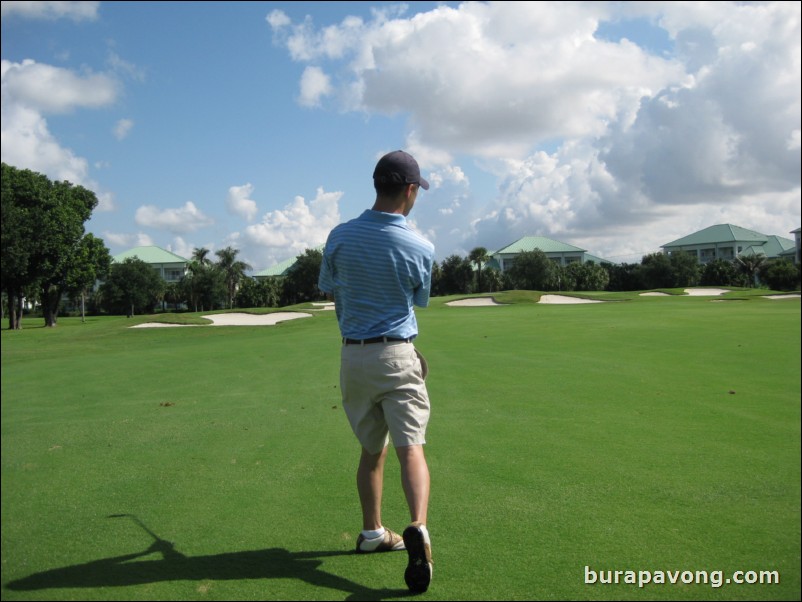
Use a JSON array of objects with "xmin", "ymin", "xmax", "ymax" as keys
[{"xmin": 2, "ymin": 1, "xmax": 800, "ymax": 272}]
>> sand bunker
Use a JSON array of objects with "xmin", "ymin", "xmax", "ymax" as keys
[
  {"xmin": 684, "ymin": 288, "xmax": 730, "ymax": 296},
  {"xmin": 538, "ymin": 295, "xmax": 603, "ymax": 304},
  {"xmin": 448, "ymin": 295, "xmax": 603, "ymax": 305},
  {"xmin": 132, "ymin": 312, "xmax": 312, "ymax": 328},
  {"xmin": 446, "ymin": 298, "xmax": 505, "ymax": 306},
  {"xmin": 640, "ymin": 289, "xmax": 730, "ymax": 297},
  {"xmin": 447, "ymin": 295, "xmax": 608, "ymax": 305}
]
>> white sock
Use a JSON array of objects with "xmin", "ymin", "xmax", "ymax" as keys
[{"xmin": 361, "ymin": 527, "xmax": 386, "ymax": 540}]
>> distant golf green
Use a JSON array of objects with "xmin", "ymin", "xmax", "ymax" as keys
[{"xmin": 2, "ymin": 290, "xmax": 800, "ymax": 601}]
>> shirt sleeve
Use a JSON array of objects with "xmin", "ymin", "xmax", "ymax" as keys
[{"xmin": 412, "ymin": 248, "xmax": 434, "ymax": 308}]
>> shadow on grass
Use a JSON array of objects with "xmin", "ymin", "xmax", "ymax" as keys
[{"xmin": 5, "ymin": 516, "xmax": 412, "ymax": 601}]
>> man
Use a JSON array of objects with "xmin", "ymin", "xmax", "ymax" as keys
[{"xmin": 318, "ymin": 150, "xmax": 435, "ymax": 593}]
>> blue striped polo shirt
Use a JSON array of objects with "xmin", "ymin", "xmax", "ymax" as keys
[{"xmin": 318, "ymin": 210, "xmax": 435, "ymax": 341}]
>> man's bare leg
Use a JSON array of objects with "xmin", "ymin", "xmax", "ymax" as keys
[
  {"xmin": 356, "ymin": 446, "xmax": 388, "ymax": 530},
  {"xmin": 395, "ymin": 444, "xmax": 429, "ymax": 524}
]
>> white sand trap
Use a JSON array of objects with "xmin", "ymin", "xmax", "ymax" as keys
[
  {"xmin": 130, "ymin": 322, "xmax": 200, "ymax": 328},
  {"xmin": 446, "ymin": 297, "xmax": 505, "ymax": 306},
  {"xmin": 132, "ymin": 312, "xmax": 312, "ymax": 328},
  {"xmin": 311, "ymin": 302, "xmax": 335, "ymax": 310},
  {"xmin": 764, "ymin": 294, "xmax": 801, "ymax": 300},
  {"xmin": 640, "ymin": 292, "xmax": 670, "ymax": 296},
  {"xmin": 203, "ymin": 312, "xmax": 312, "ymax": 325},
  {"xmin": 539, "ymin": 295, "xmax": 603, "ymax": 304},
  {"xmin": 684, "ymin": 288, "xmax": 730, "ymax": 296}
]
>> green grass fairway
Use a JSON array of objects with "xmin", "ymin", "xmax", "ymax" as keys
[{"xmin": 2, "ymin": 291, "xmax": 800, "ymax": 601}]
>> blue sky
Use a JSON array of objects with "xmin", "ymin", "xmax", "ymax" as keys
[{"xmin": 2, "ymin": 1, "xmax": 800, "ymax": 272}]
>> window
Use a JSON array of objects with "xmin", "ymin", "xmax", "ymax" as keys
[
  {"xmin": 165, "ymin": 269, "xmax": 183, "ymax": 282},
  {"xmin": 719, "ymin": 247, "xmax": 735, "ymax": 260}
]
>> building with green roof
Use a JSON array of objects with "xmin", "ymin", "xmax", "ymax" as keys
[
  {"xmin": 660, "ymin": 224, "xmax": 796, "ymax": 264},
  {"xmin": 787, "ymin": 228, "xmax": 801, "ymax": 264},
  {"xmin": 253, "ymin": 255, "xmax": 300, "ymax": 278},
  {"xmin": 491, "ymin": 236, "xmax": 614, "ymax": 272},
  {"xmin": 253, "ymin": 245, "xmax": 325, "ymax": 279},
  {"xmin": 112, "ymin": 246, "xmax": 189, "ymax": 283}
]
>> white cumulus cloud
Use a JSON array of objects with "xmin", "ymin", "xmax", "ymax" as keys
[
  {"xmin": 270, "ymin": 1, "xmax": 800, "ymax": 263},
  {"xmin": 226, "ymin": 183, "xmax": 259, "ymax": 222},
  {"xmin": 1, "ymin": 58, "xmax": 119, "ymax": 207},
  {"xmin": 114, "ymin": 118, "xmax": 133, "ymax": 140},
  {"xmin": 135, "ymin": 201, "xmax": 214, "ymax": 234},
  {"xmin": 1, "ymin": 59, "xmax": 118, "ymax": 114},
  {"xmin": 0, "ymin": 1, "xmax": 100, "ymax": 21},
  {"xmin": 298, "ymin": 65, "xmax": 332, "ymax": 107},
  {"xmin": 243, "ymin": 187, "xmax": 342, "ymax": 270}
]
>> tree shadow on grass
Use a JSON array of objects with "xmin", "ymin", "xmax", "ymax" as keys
[{"xmin": 4, "ymin": 516, "xmax": 412, "ymax": 601}]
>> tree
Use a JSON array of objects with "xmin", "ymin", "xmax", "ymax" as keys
[
  {"xmin": 603, "ymin": 262, "xmax": 644, "ymax": 292},
  {"xmin": 430, "ymin": 261, "xmax": 444, "ymax": 296},
  {"xmin": 483, "ymin": 267, "xmax": 504, "ymax": 293},
  {"xmin": 438, "ymin": 255, "xmax": 474, "ymax": 295},
  {"xmin": 192, "ymin": 247, "xmax": 212, "ymax": 266},
  {"xmin": 469, "ymin": 247, "xmax": 491, "ymax": 293},
  {"xmin": 1, "ymin": 163, "xmax": 98, "ymax": 328},
  {"xmin": 163, "ymin": 281, "xmax": 183, "ymax": 312},
  {"xmin": 37, "ymin": 180, "xmax": 99, "ymax": 326},
  {"xmin": 760, "ymin": 259, "xmax": 800, "ymax": 291},
  {"xmin": 179, "ymin": 247, "xmax": 218, "ymax": 311},
  {"xmin": 565, "ymin": 262, "xmax": 610, "ymax": 291},
  {"xmin": 0, "ymin": 164, "xmax": 42, "ymax": 329},
  {"xmin": 180, "ymin": 261, "xmax": 226, "ymax": 312},
  {"xmin": 63, "ymin": 234, "xmax": 112, "ymax": 322},
  {"xmin": 639, "ymin": 252, "xmax": 674, "ymax": 289},
  {"xmin": 507, "ymin": 250, "xmax": 558, "ymax": 291},
  {"xmin": 236, "ymin": 277, "xmax": 281, "ymax": 308},
  {"xmin": 700, "ymin": 258, "xmax": 738, "ymax": 287},
  {"xmin": 99, "ymin": 257, "xmax": 165, "ymax": 317},
  {"xmin": 215, "ymin": 246, "xmax": 251, "ymax": 309},
  {"xmin": 734, "ymin": 254, "xmax": 767, "ymax": 288},
  {"xmin": 669, "ymin": 252, "xmax": 700, "ymax": 287},
  {"xmin": 281, "ymin": 248, "xmax": 325, "ymax": 305}
]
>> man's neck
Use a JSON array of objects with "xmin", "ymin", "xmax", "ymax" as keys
[{"xmin": 371, "ymin": 199, "xmax": 406, "ymax": 215}]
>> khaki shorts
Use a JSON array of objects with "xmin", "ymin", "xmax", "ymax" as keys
[{"xmin": 340, "ymin": 341, "xmax": 430, "ymax": 454}]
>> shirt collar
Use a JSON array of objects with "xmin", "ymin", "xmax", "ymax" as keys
[{"xmin": 361, "ymin": 209, "xmax": 407, "ymax": 224}]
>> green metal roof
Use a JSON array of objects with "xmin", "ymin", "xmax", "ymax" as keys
[
  {"xmin": 254, "ymin": 244, "xmax": 325, "ymax": 277},
  {"xmin": 662, "ymin": 224, "xmax": 767, "ymax": 248},
  {"xmin": 584, "ymin": 253, "xmax": 616, "ymax": 265},
  {"xmin": 741, "ymin": 235, "xmax": 796, "ymax": 258},
  {"xmin": 740, "ymin": 245, "xmax": 767, "ymax": 257},
  {"xmin": 494, "ymin": 236, "xmax": 586, "ymax": 255},
  {"xmin": 764, "ymin": 235, "xmax": 796, "ymax": 254},
  {"xmin": 113, "ymin": 246, "xmax": 189, "ymax": 264},
  {"xmin": 254, "ymin": 255, "xmax": 298, "ymax": 277}
]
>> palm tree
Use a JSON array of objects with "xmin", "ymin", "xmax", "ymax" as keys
[
  {"xmin": 192, "ymin": 247, "xmax": 212, "ymax": 266},
  {"xmin": 469, "ymin": 247, "xmax": 490, "ymax": 293},
  {"xmin": 734, "ymin": 254, "xmax": 767, "ymax": 288},
  {"xmin": 215, "ymin": 246, "xmax": 251, "ymax": 309}
]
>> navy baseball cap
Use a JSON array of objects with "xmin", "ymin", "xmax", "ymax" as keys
[{"xmin": 373, "ymin": 150, "xmax": 430, "ymax": 190}]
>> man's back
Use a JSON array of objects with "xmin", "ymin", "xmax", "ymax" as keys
[{"xmin": 320, "ymin": 209, "xmax": 434, "ymax": 341}]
